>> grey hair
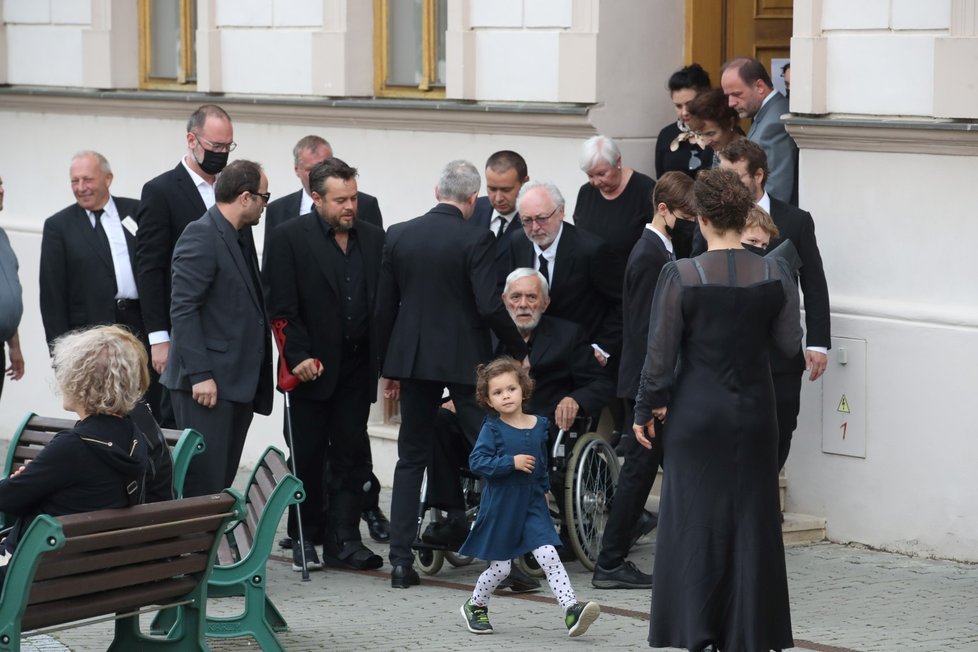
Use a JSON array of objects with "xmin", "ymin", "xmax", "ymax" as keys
[
  {"xmin": 292, "ymin": 134, "xmax": 331, "ymax": 165},
  {"xmin": 503, "ymin": 268, "xmax": 550, "ymax": 301},
  {"xmin": 436, "ymin": 160, "xmax": 481, "ymax": 202},
  {"xmin": 579, "ymin": 135, "xmax": 621, "ymax": 172},
  {"xmin": 516, "ymin": 180, "xmax": 565, "ymax": 214},
  {"xmin": 72, "ymin": 150, "xmax": 112, "ymax": 175}
]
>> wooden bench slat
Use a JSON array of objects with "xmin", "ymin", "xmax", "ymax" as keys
[
  {"xmin": 52, "ymin": 512, "xmax": 230, "ymax": 555},
  {"xmin": 14, "ymin": 430, "xmax": 58, "ymax": 444},
  {"xmin": 263, "ymin": 450, "xmax": 291, "ymax": 482},
  {"xmin": 29, "ymin": 553, "xmax": 211, "ymax": 605},
  {"xmin": 58, "ymin": 493, "xmax": 236, "ymax": 536},
  {"xmin": 34, "ymin": 532, "xmax": 215, "ymax": 580},
  {"xmin": 22, "ymin": 576, "xmax": 197, "ymax": 631},
  {"xmin": 24, "ymin": 416, "xmax": 76, "ymax": 431},
  {"xmin": 254, "ymin": 465, "xmax": 277, "ymax": 505}
]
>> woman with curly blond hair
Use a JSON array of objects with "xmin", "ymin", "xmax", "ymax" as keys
[{"xmin": 0, "ymin": 325, "xmax": 150, "ymax": 572}]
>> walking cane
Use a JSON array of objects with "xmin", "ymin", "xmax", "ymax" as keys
[{"xmin": 271, "ymin": 319, "xmax": 320, "ymax": 582}]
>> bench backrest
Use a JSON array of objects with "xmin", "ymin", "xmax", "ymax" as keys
[
  {"xmin": 0, "ymin": 491, "xmax": 242, "ymax": 639},
  {"xmin": 216, "ymin": 446, "xmax": 303, "ymax": 567},
  {"xmin": 3, "ymin": 413, "xmax": 205, "ymax": 498}
]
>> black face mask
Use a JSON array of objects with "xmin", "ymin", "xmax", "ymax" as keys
[
  {"xmin": 194, "ymin": 147, "xmax": 229, "ymax": 175},
  {"xmin": 666, "ymin": 217, "xmax": 696, "ymax": 239},
  {"xmin": 742, "ymin": 243, "xmax": 767, "ymax": 257}
]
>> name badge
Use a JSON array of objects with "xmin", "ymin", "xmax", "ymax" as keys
[{"xmin": 122, "ymin": 216, "xmax": 138, "ymax": 235}]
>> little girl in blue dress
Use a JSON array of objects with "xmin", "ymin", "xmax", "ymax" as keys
[{"xmin": 458, "ymin": 357, "xmax": 599, "ymax": 637}]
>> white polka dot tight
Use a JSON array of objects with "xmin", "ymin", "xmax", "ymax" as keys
[{"xmin": 471, "ymin": 545, "xmax": 576, "ymax": 611}]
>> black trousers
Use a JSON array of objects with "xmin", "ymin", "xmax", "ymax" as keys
[
  {"xmin": 773, "ymin": 371, "xmax": 803, "ymax": 470},
  {"xmin": 172, "ymin": 390, "xmax": 254, "ymax": 497},
  {"xmin": 596, "ymin": 399, "xmax": 662, "ymax": 568},
  {"xmin": 388, "ymin": 379, "xmax": 484, "ymax": 566},
  {"xmin": 285, "ymin": 346, "xmax": 372, "ymax": 545},
  {"xmin": 113, "ymin": 300, "xmax": 165, "ymax": 425},
  {"xmin": 427, "ymin": 407, "xmax": 478, "ymax": 511}
]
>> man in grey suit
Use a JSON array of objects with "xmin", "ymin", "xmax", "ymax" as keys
[
  {"xmin": 162, "ymin": 160, "xmax": 273, "ymax": 497},
  {"xmin": 721, "ymin": 57, "xmax": 798, "ymax": 205}
]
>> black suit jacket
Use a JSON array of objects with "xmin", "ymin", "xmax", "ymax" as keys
[
  {"xmin": 507, "ymin": 222, "xmax": 623, "ymax": 358},
  {"xmin": 39, "ymin": 196, "xmax": 141, "ymax": 347},
  {"xmin": 494, "ymin": 315, "xmax": 613, "ymax": 420},
  {"xmin": 471, "ymin": 196, "xmax": 523, "ymax": 289},
  {"xmin": 135, "ymin": 163, "xmax": 209, "ymax": 335},
  {"xmin": 768, "ymin": 196, "xmax": 831, "ymax": 373},
  {"xmin": 376, "ymin": 203, "xmax": 527, "ymax": 385},
  {"xmin": 618, "ymin": 228, "xmax": 673, "ymax": 399},
  {"xmin": 160, "ymin": 206, "xmax": 273, "ymax": 414},
  {"xmin": 261, "ymin": 189, "xmax": 383, "ymax": 268},
  {"xmin": 264, "ymin": 213, "xmax": 385, "ymax": 401}
]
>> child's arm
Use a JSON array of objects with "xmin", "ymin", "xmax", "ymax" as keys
[{"xmin": 468, "ymin": 423, "xmax": 516, "ymax": 478}]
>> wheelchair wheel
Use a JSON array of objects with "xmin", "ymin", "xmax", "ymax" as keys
[
  {"xmin": 516, "ymin": 551, "xmax": 545, "ymax": 578},
  {"xmin": 445, "ymin": 550, "xmax": 474, "ymax": 567},
  {"xmin": 417, "ymin": 547, "xmax": 445, "ymax": 575},
  {"xmin": 563, "ymin": 432, "xmax": 620, "ymax": 571}
]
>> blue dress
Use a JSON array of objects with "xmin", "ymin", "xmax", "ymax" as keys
[{"xmin": 457, "ymin": 415, "xmax": 561, "ymax": 561}]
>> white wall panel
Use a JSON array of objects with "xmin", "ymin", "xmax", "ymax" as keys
[
  {"xmin": 891, "ymin": 0, "xmax": 951, "ymax": 31},
  {"xmin": 821, "ymin": 0, "xmax": 889, "ymax": 31},
  {"xmin": 469, "ymin": 0, "xmax": 523, "ymax": 27},
  {"xmin": 825, "ymin": 35, "xmax": 934, "ymax": 115},
  {"xmin": 3, "ymin": 0, "xmax": 51, "ymax": 24},
  {"xmin": 525, "ymin": 0, "xmax": 573, "ymax": 28},
  {"xmin": 215, "ymin": 0, "xmax": 272, "ymax": 27},
  {"xmin": 50, "ymin": 0, "xmax": 91, "ymax": 25},
  {"xmin": 272, "ymin": 0, "xmax": 322, "ymax": 27},
  {"xmin": 220, "ymin": 30, "xmax": 312, "ymax": 94},
  {"xmin": 6, "ymin": 26, "xmax": 82, "ymax": 86},
  {"xmin": 474, "ymin": 31, "xmax": 559, "ymax": 101}
]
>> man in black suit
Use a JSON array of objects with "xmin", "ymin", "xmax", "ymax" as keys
[
  {"xmin": 719, "ymin": 139, "xmax": 830, "ymax": 468},
  {"xmin": 261, "ymin": 134, "xmax": 389, "ymax": 543},
  {"xmin": 425, "ymin": 267, "xmax": 614, "ymax": 544},
  {"xmin": 265, "ymin": 158, "xmax": 385, "ymax": 572},
  {"xmin": 470, "ymin": 150, "xmax": 528, "ymax": 287},
  {"xmin": 507, "ymin": 181, "xmax": 622, "ymax": 369},
  {"xmin": 375, "ymin": 160, "xmax": 527, "ymax": 588},
  {"xmin": 261, "ymin": 135, "xmax": 383, "ymax": 268},
  {"xmin": 161, "ymin": 160, "xmax": 273, "ymax": 497},
  {"xmin": 136, "ymin": 105, "xmax": 236, "ymax": 407},
  {"xmin": 39, "ymin": 151, "xmax": 159, "ymax": 414},
  {"xmin": 592, "ymin": 171, "xmax": 697, "ymax": 590}
]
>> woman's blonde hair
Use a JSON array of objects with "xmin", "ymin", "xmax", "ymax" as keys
[{"xmin": 53, "ymin": 325, "xmax": 149, "ymax": 416}]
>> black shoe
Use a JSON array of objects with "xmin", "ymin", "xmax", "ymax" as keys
[
  {"xmin": 564, "ymin": 601, "xmax": 600, "ymax": 637},
  {"xmin": 324, "ymin": 539, "xmax": 383, "ymax": 571},
  {"xmin": 629, "ymin": 510, "xmax": 658, "ymax": 548},
  {"xmin": 421, "ymin": 519, "xmax": 469, "ymax": 549},
  {"xmin": 291, "ymin": 540, "xmax": 323, "ymax": 572},
  {"xmin": 497, "ymin": 562, "xmax": 541, "ymax": 593},
  {"xmin": 391, "ymin": 564, "xmax": 420, "ymax": 588},
  {"xmin": 279, "ymin": 536, "xmax": 293, "ymax": 550},
  {"xmin": 591, "ymin": 560, "xmax": 652, "ymax": 589},
  {"xmin": 362, "ymin": 508, "xmax": 390, "ymax": 543}
]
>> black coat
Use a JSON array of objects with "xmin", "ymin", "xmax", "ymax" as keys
[
  {"xmin": 264, "ymin": 212, "xmax": 385, "ymax": 401},
  {"xmin": 470, "ymin": 196, "xmax": 523, "ymax": 289},
  {"xmin": 39, "ymin": 197, "xmax": 140, "ymax": 346},
  {"xmin": 376, "ymin": 203, "xmax": 526, "ymax": 385},
  {"xmin": 262, "ymin": 189, "xmax": 383, "ymax": 268},
  {"xmin": 618, "ymin": 228, "xmax": 673, "ymax": 399},
  {"xmin": 507, "ymin": 222, "xmax": 623, "ymax": 358}
]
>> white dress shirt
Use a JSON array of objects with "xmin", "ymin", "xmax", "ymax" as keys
[{"xmin": 88, "ymin": 197, "xmax": 138, "ymax": 300}]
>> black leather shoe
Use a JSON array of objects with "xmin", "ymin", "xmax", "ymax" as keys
[
  {"xmin": 497, "ymin": 561, "xmax": 541, "ymax": 593},
  {"xmin": 591, "ymin": 560, "xmax": 652, "ymax": 589},
  {"xmin": 390, "ymin": 564, "xmax": 420, "ymax": 589},
  {"xmin": 362, "ymin": 508, "xmax": 391, "ymax": 543},
  {"xmin": 629, "ymin": 510, "xmax": 658, "ymax": 548},
  {"xmin": 279, "ymin": 536, "xmax": 293, "ymax": 550},
  {"xmin": 421, "ymin": 519, "xmax": 469, "ymax": 549}
]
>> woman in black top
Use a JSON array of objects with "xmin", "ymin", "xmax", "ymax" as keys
[{"xmin": 654, "ymin": 64, "xmax": 712, "ymax": 179}]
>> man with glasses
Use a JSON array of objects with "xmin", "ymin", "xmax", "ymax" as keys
[
  {"xmin": 136, "ymin": 104, "xmax": 239, "ymax": 426},
  {"xmin": 507, "ymin": 181, "xmax": 622, "ymax": 373},
  {"xmin": 162, "ymin": 160, "xmax": 273, "ymax": 497}
]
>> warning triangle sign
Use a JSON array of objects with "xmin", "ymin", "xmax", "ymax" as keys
[{"xmin": 837, "ymin": 395, "xmax": 851, "ymax": 414}]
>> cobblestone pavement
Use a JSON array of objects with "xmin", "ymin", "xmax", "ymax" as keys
[{"xmin": 19, "ymin": 484, "xmax": 978, "ymax": 651}]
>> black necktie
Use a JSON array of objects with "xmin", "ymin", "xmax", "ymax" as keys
[
  {"xmin": 496, "ymin": 216, "xmax": 507, "ymax": 238},
  {"xmin": 92, "ymin": 209, "xmax": 114, "ymax": 264},
  {"xmin": 538, "ymin": 253, "xmax": 550, "ymax": 283}
]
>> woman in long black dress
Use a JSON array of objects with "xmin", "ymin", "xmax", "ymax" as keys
[{"xmin": 633, "ymin": 168, "xmax": 802, "ymax": 652}]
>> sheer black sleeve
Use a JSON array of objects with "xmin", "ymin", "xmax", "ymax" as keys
[
  {"xmin": 634, "ymin": 262, "xmax": 684, "ymax": 425},
  {"xmin": 769, "ymin": 257, "xmax": 804, "ymax": 359}
]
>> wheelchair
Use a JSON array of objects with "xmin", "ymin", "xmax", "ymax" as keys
[{"xmin": 411, "ymin": 420, "xmax": 621, "ymax": 574}]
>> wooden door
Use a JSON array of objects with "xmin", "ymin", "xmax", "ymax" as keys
[{"xmin": 685, "ymin": 0, "xmax": 793, "ymax": 86}]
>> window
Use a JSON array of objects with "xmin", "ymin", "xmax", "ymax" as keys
[
  {"xmin": 374, "ymin": 0, "xmax": 447, "ymax": 98},
  {"xmin": 139, "ymin": 0, "xmax": 197, "ymax": 89}
]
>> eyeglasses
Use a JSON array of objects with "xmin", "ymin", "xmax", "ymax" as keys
[
  {"xmin": 520, "ymin": 207, "xmax": 558, "ymax": 227},
  {"xmin": 194, "ymin": 134, "xmax": 237, "ymax": 152},
  {"xmin": 250, "ymin": 191, "xmax": 271, "ymax": 203}
]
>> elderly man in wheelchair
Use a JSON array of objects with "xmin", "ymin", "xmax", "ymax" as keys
[{"xmin": 417, "ymin": 268, "xmax": 642, "ymax": 581}]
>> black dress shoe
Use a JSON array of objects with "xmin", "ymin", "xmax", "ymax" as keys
[
  {"xmin": 279, "ymin": 536, "xmax": 293, "ymax": 550},
  {"xmin": 591, "ymin": 560, "xmax": 652, "ymax": 589},
  {"xmin": 421, "ymin": 519, "xmax": 469, "ymax": 549},
  {"xmin": 629, "ymin": 510, "xmax": 658, "ymax": 548},
  {"xmin": 362, "ymin": 508, "xmax": 391, "ymax": 543},
  {"xmin": 390, "ymin": 564, "xmax": 420, "ymax": 589},
  {"xmin": 497, "ymin": 561, "xmax": 541, "ymax": 593}
]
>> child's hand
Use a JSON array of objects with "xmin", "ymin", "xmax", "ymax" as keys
[{"xmin": 514, "ymin": 454, "xmax": 536, "ymax": 474}]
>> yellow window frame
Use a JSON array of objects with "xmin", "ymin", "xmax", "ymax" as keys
[
  {"xmin": 373, "ymin": 0, "xmax": 446, "ymax": 98},
  {"xmin": 138, "ymin": 0, "xmax": 196, "ymax": 90}
]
